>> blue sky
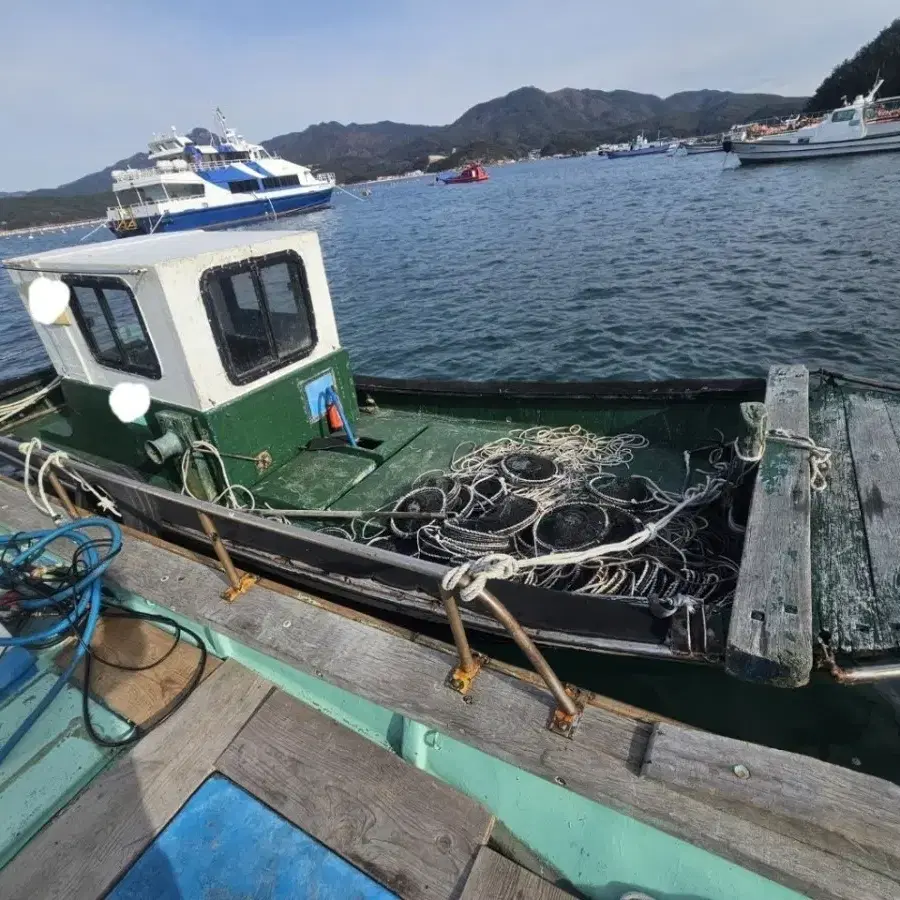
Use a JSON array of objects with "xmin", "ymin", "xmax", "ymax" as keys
[{"xmin": 2, "ymin": 1, "xmax": 897, "ymax": 190}]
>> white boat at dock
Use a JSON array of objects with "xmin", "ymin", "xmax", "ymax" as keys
[{"xmin": 724, "ymin": 79, "xmax": 900, "ymax": 163}]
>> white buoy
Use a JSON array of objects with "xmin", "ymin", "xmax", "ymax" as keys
[
  {"xmin": 27, "ymin": 277, "xmax": 70, "ymax": 324},
  {"xmin": 109, "ymin": 382, "xmax": 151, "ymax": 423}
]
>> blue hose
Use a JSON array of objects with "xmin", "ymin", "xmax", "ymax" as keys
[{"xmin": 0, "ymin": 518, "xmax": 121, "ymax": 765}]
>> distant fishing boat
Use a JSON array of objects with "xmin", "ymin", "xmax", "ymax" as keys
[
  {"xmin": 682, "ymin": 140, "xmax": 723, "ymax": 155},
  {"xmin": 724, "ymin": 79, "xmax": 900, "ymax": 163},
  {"xmin": 606, "ymin": 134, "xmax": 673, "ymax": 159},
  {"xmin": 438, "ymin": 164, "xmax": 490, "ymax": 184}
]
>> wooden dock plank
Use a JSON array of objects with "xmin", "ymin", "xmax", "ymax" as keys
[
  {"xmin": 2, "ymin": 482, "xmax": 899, "ymax": 900},
  {"xmin": 727, "ymin": 365, "xmax": 813, "ymax": 687},
  {"xmin": 0, "ymin": 661, "xmax": 271, "ymax": 900},
  {"xmin": 809, "ymin": 388, "xmax": 881, "ymax": 655},
  {"xmin": 55, "ymin": 616, "xmax": 220, "ymax": 727},
  {"xmin": 460, "ymin": 846, "xmax": 575, "ymax": 900},
  {"xmin": 849, "ymin": 393, "xmax": 900, "ymax": 643},
  {"xmin": 642, "ymin": 721, "xmax": 900, "ymax": 881},
  {"xmin": 217, "ymin": 689, "xmax": 494, "ymax": 900}
]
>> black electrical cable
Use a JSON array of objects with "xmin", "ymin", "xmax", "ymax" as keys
[{"xmin": 79, "ymin": 598, "xmax": 208, "ymax": 749}]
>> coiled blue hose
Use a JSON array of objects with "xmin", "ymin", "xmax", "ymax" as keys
[{"xmin": 0, "ymin": 518, "xmax": 122, "ymax": 765}]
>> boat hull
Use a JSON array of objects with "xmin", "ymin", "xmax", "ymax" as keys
[
  {"xmin": 685, "ymin": 145, "xmax": 723, "ymax": 155},
  {"xmin": 606, "ymin": 146, "xmax": 670, "ymax": 159},
  {"xmin": 726, "ymin": 131, "xmax": 900, "ymax": 163},
  {"xmin": 0, "ymin": 371, "xmax": 764, "ymax": 663},
  {"xmin": 439, "ymin": 175, "xmax": 489, "ymax": 184},
  {"xmin": 108, "ymin": 187, "xmax": 333, "ymax": 238}
]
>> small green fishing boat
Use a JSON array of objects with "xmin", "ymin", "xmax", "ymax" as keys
[
  {"xmin": 2, "ymin": 230, "xmax": 900, "ymax": 900},
  {"xmin": 1, "ymin": 230, "xmax": 899, "ymax": 690}
]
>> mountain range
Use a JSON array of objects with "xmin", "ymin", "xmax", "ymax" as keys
[{"xmin": 8, "ymin": 86, "xmax": 804, "ymax": 203}]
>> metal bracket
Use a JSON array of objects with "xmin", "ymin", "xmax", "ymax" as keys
[
  {"xmin": 548, "ymin": 686, "xmax": 586, "ymax": 739},
  {"xmin": 223, "ymin": 571, "xmax": 259, "ymax": 603},
  {"xmin": 447, "ymin": 652, "xmax": 486, "ymax": 696}
]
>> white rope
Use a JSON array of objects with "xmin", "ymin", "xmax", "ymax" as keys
[
  {"xmin": 180, "ymin": 440, "xmax": 256, "ymax": 510},
  {"xmin": 18, "ymin": 438, "xmax": 121, "ymax": 520},
  {"xmin": 0, "ymin": 377, "xmax": 61, "ymax": 425},
  {"xmin": 736, "ymin": 402, "xmax": 832, "ymax": 492}
]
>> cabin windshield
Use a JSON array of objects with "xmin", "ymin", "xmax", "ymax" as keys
[
  {"xmin": 65, "ymin": 277, "xmax": 161, "ymax": 379},
  {"xmin": 201, "ymin": 251, "xmax": 317, "ymax": 385},
  {"xmin": 831, "ymin": 108, "xmax": 857, "ymax": 123}
]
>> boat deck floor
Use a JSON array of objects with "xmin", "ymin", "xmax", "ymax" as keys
[
  {"xmin": 810, "ymin": 380, "xmax": 900, "ymax": 658},
  {"xmin": 254, "ymin": 407, "xmax": 706, "ymax": 517}
]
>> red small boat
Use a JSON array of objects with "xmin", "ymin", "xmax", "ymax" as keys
[{"xmin": 439, "ymin": 163, "xmax": 489, "ymax": 184}]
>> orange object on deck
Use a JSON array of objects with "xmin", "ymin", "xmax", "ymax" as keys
[{"xmin": 326, "ymin": 402, "xmax": 343, "ymax": 431}]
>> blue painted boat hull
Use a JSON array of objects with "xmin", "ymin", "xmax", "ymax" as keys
[
  {"xmin": 109, "ymin": 187, "xmax": 333, "ymax": 238},
  {"xmin": 606, "ymin": 146, "xmax": 670, "ymax": 159}
]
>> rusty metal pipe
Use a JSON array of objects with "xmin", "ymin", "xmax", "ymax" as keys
[
  {"xmin": 830, "ymin": 662, "xmax": 900, "ymax": 684},
  {"xmin": 46, "ymin": 472, "xmax": 79, "ymax": 519},
  {"xmin": 439, "ymin": 585, "xmax": 476, "ymax": 674},
  {"xmin": 471, "ymin": 582, "xmax": 579, "ymax": 717},
  {"xmin": 197, "ymin": 511, "xmax": 242, "ymax": 591}
]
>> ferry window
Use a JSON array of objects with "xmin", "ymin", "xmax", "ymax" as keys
[
  {"xmin": 166, "ymin": 183, "xmax": 206, "ymax": 200},
  {"xmin": 228, "ymin": 179, "xmax": 259, "ymax": 194},
  {"xmin": 201, "ymin": 251, "xmax": 317, "ymax": 384},
  {"xmin": 261, "ymin": 175, "xmax": 300, "ymax": 190},
  {"xmin": 66, "ymin": 277, "xmax": 161, "ymax": 379},
  {"xmin": 832, "ymin": 109, "xmax": 857, "ymax": 123}
]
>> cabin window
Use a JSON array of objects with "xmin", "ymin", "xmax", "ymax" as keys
[
  {"xmin": 228, "ymin": 179, "xmax": 260, "ymax": 194},
  {"xmin": 201, "ymin": 251, "xmax": 317, "ymax": 384},
  {"xmin": 832, "ymin": 109, "xmax": 857, "ymax": 123},
  {"xmin": 261, "ymin": 174, "xmax": 300, "ymax": 190},
  {"xmin": 65, "ymin": 277, "xmax": 161, "ymax": 379}
]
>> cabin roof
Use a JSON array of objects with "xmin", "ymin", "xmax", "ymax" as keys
[{"xmin": 3, "ymin": 229, "xmax": 315, "ymax": 271}]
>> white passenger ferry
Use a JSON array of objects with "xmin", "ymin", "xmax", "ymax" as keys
[{"xmin": 106, "ymin": 110, "xmax": 335, "ymax": 237}]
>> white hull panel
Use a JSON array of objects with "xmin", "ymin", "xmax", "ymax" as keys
[{"xmin": 731, "ymin": 132, "xmax": 900, "ymax": 163}]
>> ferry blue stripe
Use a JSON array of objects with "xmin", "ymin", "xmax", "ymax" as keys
[
  {"xmin": 242, "ymin": 160, "xmax": 271, "ymax": 177},
  {"xmin": 197, "ymin": 166, "xmax": 254, "ymax": 185},
  {"xmin": 112, "ymin": 187, "xmax": 333, "ymax": 237}
]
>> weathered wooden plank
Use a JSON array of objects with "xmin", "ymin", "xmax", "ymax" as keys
[
  {"xmin": 1, "ymin": 481, "xmax": 899, "ymax": 900},
  {"xmin": 217, "ymin": 689, "xmax": 494, "ymax": 900},
  {"xmin": 642, "ymin": 721, "xmax": 900, "ymax": 881},
  {"xmin": 460, "ymin": 847, "xmax": 575, "ymax": 900},
  {"xmin": 728, "ymin": 364, "xmax": 813, "ymax": 687},
  {"xmin": 809, "ymin": 388, "xmax": 881, "ymax": 654},
  {"xmin": 851, "ymin": 393, "xmax": 900, "ymax": 644},
  {"xmin": 0, "ymin": 661, "xmax": 271, "ymax": 900},
  {"xmin": 55, "ymin": 616, "xmax": 220, "ymax": 727}
]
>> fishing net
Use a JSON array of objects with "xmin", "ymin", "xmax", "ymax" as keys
[{"xmin": 346, "ymin": 425, "xmax": 753, "ymax": 613}]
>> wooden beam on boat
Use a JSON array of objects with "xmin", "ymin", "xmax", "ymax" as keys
[
  {"xmin": 642, "ymin": 721, "xmax": 900, "ymax": 882},
  {"xmin": 845, "ymin": 393, "xmax": 900, "ymax": 647},
  {"xmin": 218, "ymin": 689, "xmax": 495, "ymax": 900},
  {"xmin": 809, "ymin": 387, "xmax": 880, "ymax": 654},
  {"xmin": 727, "ymin": 365, "xmax": 813, "ymax": 687},
  {"xmin": 459, "ymin": 847, "xmax": 576, "ymax": 900},
  {"xmin": 0, "ymin": 661, "xmax": 271, "ymax": 900},
  {"xmin": 1, "ymin": 481, "xmax": 898, "ymax": 899}
]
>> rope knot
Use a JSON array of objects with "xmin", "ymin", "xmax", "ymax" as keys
[{"xmin": 442, "ymin": 553, "xmax": 518, "ymax": 603}]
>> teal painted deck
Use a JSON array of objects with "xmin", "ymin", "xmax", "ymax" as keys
[{"xmin": 0, "ymin": 649, "xmax": 132, "ymax": 869}]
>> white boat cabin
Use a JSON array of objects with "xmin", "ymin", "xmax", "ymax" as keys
[{"xmin": 4, "ymin": 230, "xmax": 343, "ymax": 413}]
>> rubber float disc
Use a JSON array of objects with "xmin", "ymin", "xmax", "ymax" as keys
[
  {"xmin": 499, "ymin": 453, "xmax": 558, "ymax": 486},
  {"xmin": 533, "ymin": 502, "xmax": 610, "ymax": 552},
  {"xmin": 452, "ymin": 495, "xmax": 540, "ymax": 537},
  {"xmin": 390, "ymin": 487, "xmax": 446, "ymax": 537}
]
